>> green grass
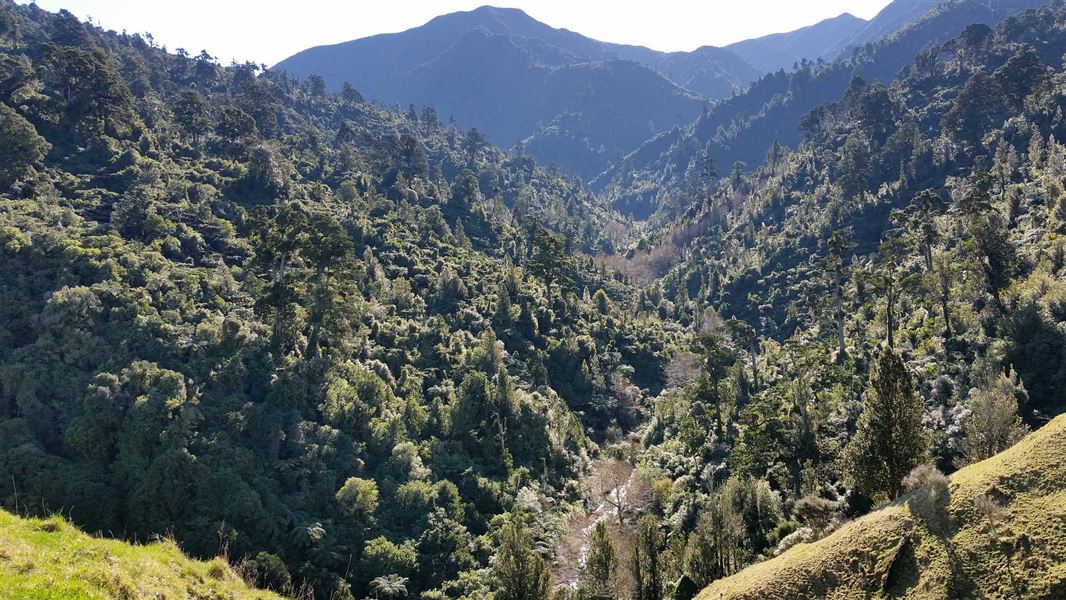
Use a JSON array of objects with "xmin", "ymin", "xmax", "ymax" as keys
[
  {"xmin": 0, "ymin": 510, "xmax": 282, "ymax": 600},
  {"xmin": 697, "ymin": 413, "xmax": 1066, "ymax": 600}
]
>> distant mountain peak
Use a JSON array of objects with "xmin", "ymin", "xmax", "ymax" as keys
[
  {"xmin": 271, "ymin": 1, "xmax": 955, "ymax": 181},
  {"xmin": 725, "ymin": 11, "xmax": 869, "ymax": 72}
]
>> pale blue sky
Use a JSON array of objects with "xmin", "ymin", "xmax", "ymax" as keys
[{"xmin": 19, "ymin": 1, "xmax": 893, "ymax": 66}]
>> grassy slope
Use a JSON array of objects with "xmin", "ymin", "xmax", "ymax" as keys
[
  {"xmin": 0, "ymin": 511, "xmax": 281, "ymax": 600},
  {"xmin": 698, "ymin": 413, "xmax": 1066, "ymax": 600}
]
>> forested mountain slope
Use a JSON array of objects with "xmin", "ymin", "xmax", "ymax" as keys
[
  {"xmin": 4, "ymin": 1, "xmax": 1066, "ymax": 600},
  {"xmin": 585, "ymin": 5, "xmax": 1066, "ymax": 596},
  {"xmin": 0, "ymin": 2, "xmax": 676, "ymax": 598},
  {"xmin": 822, "ymin": 0, "xmax": 942, "ymax": 61},
  {"xmin": 597, "ymin": 0, "xmax": 1047, "ymax": 220},
  {"xmin": 273, "ymin": 6, "xmax": 740, "ymax": 180}
]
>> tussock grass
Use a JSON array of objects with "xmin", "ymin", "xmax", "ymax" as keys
[
  {"xmin": 0, "ymin": 511, "xmax": 281, "ymax": 599},
  {"xmin": 698, "ymin": 413, "xmax": 1066, "ymax": 599}
]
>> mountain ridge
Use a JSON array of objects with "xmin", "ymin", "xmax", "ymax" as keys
[
  {"xmin": 274, "ymin": 5, "xmax": 726, "ymax": 179},
  {"xmin": 725, "ymin": 12, "xmax": 869, "ymax": 72},
  {"xmin": 595, "ymin": 0, "xmax": 1047, "ymax": 220}
]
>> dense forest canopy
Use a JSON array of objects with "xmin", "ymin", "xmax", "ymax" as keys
[{"xmin": 2, "ymin": 1, "xmax": 1066, "ymax": 599}]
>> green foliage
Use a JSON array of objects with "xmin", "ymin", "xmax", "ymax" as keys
[
  {"xmin": 0, "ymin": 5, "xmax": 671, "ymax": 598},
  {"xmin": 959, "ymin": 368, "xmax": 1029, "ymax": 465},
  {"xmin": 581, "ymin": 522, "xmax": 617, "ymax": 598},
  {"xmin": 6, "ymin": 3, "xmax": 1066, "ymax": 600},
  {"xmin": 0, "ymin": 102, "xmax": 48, "ymax": 188},
  {"xmin": 684, "ymin": 490, "xmax": 746, "ymax": 588},
  {"xmin": 845, "ymin": 347, "xmax": 928, "ymax": 502},
  {"xmin": 336, "ymin": 477, "xmax": 380, "ymax": 519},
  {"xmin": 630, "ymin": 516, "xmax": 665, "ymax": 600},
  {"xmin": 492, "ymin": 521, "xmax": 553, "ymax": 600}
]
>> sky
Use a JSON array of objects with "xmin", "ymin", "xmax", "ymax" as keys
[{"xmin": 19, "ymin": 0, "xmax": 894, "ymax": 66}]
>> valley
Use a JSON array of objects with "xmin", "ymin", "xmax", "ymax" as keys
[{"xmin": 2, "ymin": 1, "xmax": 1066, "ymax": 599}]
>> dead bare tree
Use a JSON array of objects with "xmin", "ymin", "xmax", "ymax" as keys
[{"xmin": 592, "ymin": 459, "xmax": 633, "ymax": 525}]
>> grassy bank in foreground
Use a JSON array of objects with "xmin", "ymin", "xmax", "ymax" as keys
[
  {"xmin": 0, "ymin": 510, "xmax": 281, "ymax": 600},
  {"xmin": 698, "ymin": 413, "xmax": 1066, "ymax": 600}
]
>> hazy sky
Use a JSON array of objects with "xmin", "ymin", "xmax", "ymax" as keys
[{"xmin": 20, "ymin": 1, "xmax": 893, "ymax": 66}]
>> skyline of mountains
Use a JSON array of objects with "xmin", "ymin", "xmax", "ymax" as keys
[
  {"xmin": 274, "ymin": 4, "xmax": 941, "ymax": 181},
  {"xmin": 595, "ymin": 0, "xmax": 1049, "ymax": 219},
  {"xmin": 272, "ymin": 0, "xmax": 1036, "ymax": 210}
]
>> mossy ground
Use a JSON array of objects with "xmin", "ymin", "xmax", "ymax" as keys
[
  {"xmin": 0, "ymin": 510, "xmax": 280, "ymax": 600},
  {"xmin": 697, "ymin": 413, "xmax": 1066, "ymax": 600}
]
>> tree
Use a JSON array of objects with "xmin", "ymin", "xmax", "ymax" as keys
[
  {"xmin": 793, "ymin": 494, "xmax": 837, "ymax": 534},
  {"xmin": 527, "ymin": 227, "xmax": 572, "ymax": 299},
  {"xmin": 362, "ymin": 537, "xmax": 417, "ymax": 585},
  {"xmin": 959, "ymin": 369, "xmax": 1028, "ymax": 464},
  {"xmin": 821, "ymin": 228, "xmax": 855, "ymax": 362},
  {"xmin": 0, "ymin": 103, "xmax": 49, "ymax": 188},
  {"xmin": 39, "ymin": 43, "xmax": 137, "ymax": 138},
  {"xmin": 369, "ymin": 575, "xmax": 409, "ymax": 600},
  {"xmin": 172, "ymin": 88, "xmax": 211, "ymax": 144},
  {"xmin": 969, "ymin": 210, "xmax": 1016, "ymax": 309},
  {"xmin": 863, "ymin": 248, "xmax": 910, "ymax": 350},
  {"xmin": 726, "ymin": 319, "xmax": 760, "ymax": 390},
  {"xmin": 214, "ymin": 104, "xmax": 257, "ymax": 143},
  {"xmin": 720, "ymin": 476, "xmax": 782, "ymax": 556},
  {"xmin": 851, "ymin": 83, "xmax": 897, "ymax": 146},
  {"xmin": 896, "ymin": 189, "xmax": 945, "ymax": 273},
  {"xmin": 844, "ymin": 347, "xmax": 929, "ymax": 501},
  {"xmin": 630, "ymin": 516, "xmax": 664, "ymax": 600},
  {"xmin": 448, "ymin": 168, "xmax": 481, "ymax": 216},
  {"xmin": 336, "ymin": 477, "xmax": 379, "ymax": 519},
  {"xmin": 684, "ymin": 490, "xmax": 747, "ymax": 587},
  {"xmin": 341, "ymin": 82, "xmax": 363, "ymax": 103},
  {"xmin": 302, "ymin": 212, "xmax": 357, "ymax": 359},
  {"xmin": 695, "ymin": 333, "xmax": 735, "ymax": 434},
  {"xmin": 450, "ymin": 371, "xmax": 493, "ymax": 452},
  {"xmin": 991, "ymin": 46, "xmax": 1049, "ymax": 111},
  {"xmin": 306, "ymin": 74, "xmax": 326, "ymax": 97},
  {"xmin": 837, "ymin": 134, "xmax": 871, "ymax": 203},
  {"xmin": 493, "ymin": 521, "xmax": 553, "ymax": 600},
  {"xmin": 942, "ymin": 71, "xmax": 1002, "ymax": 145},
  {"xmin": 245, "ymin": 552, "xmax": 292, "ymax": 593},
  {"xmin": 581, "ymin": 522, "xmax": 617, "ymax": 598},
  {"xmin": 592, "ymin": 289, "xmax": 611, "ymax": 315},
  {"xmin": 417, "ymin": 509, "xmax": 476, "ymax": 585},
  {"xmin": 249, "ymin": 203, "xmax": 310, "ymax": 352}
]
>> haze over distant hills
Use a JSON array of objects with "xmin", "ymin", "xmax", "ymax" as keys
[
  {"xmin": 724, "ymin": 12, "xmax": 869, "ymax": 73},
  {"xmin": 273, "ymin": 2, "xmax": 970, "ymax": 181},
  {"xmin": 274, "ymin": 6, "xmax": 741, "ymax": 179}
]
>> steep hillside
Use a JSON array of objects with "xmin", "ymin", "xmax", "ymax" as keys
[
  {"xmin": 597, "ymin": 0, "xmax": 1047, "ymax": 219},
  {"xmin": 726, "ymin": 12, "xmax": 867, "ymax": 73},
  {"xmin": 391, "ymin": 29, "xmax": 707, "ymax": 178},
  {"xmin": 697, "ymin": 413, "xmax": 1066, "ymax": 599},
  {"xmin": 5, "ymin": 2, "xmax": 1066, "ymax": 599},
  {"xmin": 824, "ymin": 0, "xmax": 943, "ymax": 59},
  {"xmin": 272, "ymin": 6, "xmax": 742, "ymax": 179},
  {"xmin": 649, "ymin": 46, "xmax": 760, "ymax": 99},
  {"xmin": 603, "ymin": 9, "xmax": 1066, "ymax": 596},
  {"xmin": 0, "ymin": 2, "xmax": 676, "ymax": 598},
  {"xmin": 0, "ymin": 510, "xmax": 281, "ymax": 599}
]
